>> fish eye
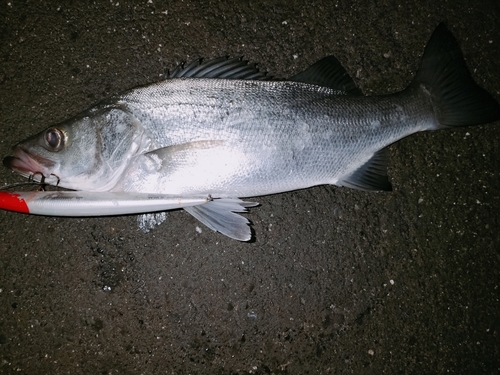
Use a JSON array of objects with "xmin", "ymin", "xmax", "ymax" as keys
[{"xmin": 44, "ymin": 128, "xmax": 66, "ymax": 152}]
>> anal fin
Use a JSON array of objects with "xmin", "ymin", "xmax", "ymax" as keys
[
  {"xmin": 184, "ymin": 198, "xmax": 259, "ymax": 241},
  {"xmin": 339, "ymin": 147, "xmax": 392, "ymax": 191}
]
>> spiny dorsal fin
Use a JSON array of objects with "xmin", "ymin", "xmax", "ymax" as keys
[
  {"xmin": 289, "ymin": 55, "xmax": 362, "ymax": 95},
  {"xmin": 339, "ymin": 147, "xmax": 392, "ymax": 191},
  {"xmin": 168, "ymin": 56, "xmax": 271, "ymax": 80}
]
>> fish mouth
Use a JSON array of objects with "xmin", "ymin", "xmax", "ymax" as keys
[{"xmin": 3, "ymin": 146, "xmax": 56, "ymax": 181}]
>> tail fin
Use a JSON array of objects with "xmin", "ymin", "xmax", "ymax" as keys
[{"xmin": 414, "ymin": 23, "xmax": 500, "ymax": 129}]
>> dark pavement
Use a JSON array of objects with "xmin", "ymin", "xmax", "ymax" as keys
[{"xmin": 0, "ymin": 1, "xmax": 499, "ymax": 373}]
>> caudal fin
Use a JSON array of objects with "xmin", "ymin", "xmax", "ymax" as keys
[{"xmin": 414, "ymin": 23, "xmax": 500, "ymax": 129}]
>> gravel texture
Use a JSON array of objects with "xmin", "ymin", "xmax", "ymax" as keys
[{"xmin": 0, "ymin": 1, "xmax": 499, "ymax": 374}]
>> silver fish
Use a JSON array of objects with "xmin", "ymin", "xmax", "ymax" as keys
[{"xmin": 3, "ymin": 24, "xmax": 500, "ymax": 240}]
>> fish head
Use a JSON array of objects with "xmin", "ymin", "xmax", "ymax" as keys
[{"xmin": 3, "ymin": 105, "xmax": 150, "ymax": 191}]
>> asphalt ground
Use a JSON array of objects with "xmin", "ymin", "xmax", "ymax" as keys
[{"xmin": 0, "ymin": 1, "xmax": 499, "ymax": 373}]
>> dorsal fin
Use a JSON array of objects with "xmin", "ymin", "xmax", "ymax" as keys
[
  {"xmin": 168, "ymin": 56, "xmax": 271, "ymax": 80},
  {"xmin": 289, "ymin": 56, "xmax": 362, "ymax": 95}
]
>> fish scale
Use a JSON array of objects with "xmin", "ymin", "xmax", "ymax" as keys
[{"xmin": 113, "ymin": 79, "xmax": 432, "ymax": 197}]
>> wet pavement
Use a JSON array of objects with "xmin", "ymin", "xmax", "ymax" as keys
[{"xmin": 1, "ymin": 1, "xmax": 499, "ymax": 373}]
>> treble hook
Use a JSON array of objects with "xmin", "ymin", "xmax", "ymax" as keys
[
  {"xmin": 50, "ymin": 173, "xmax": 61, "ymax": 187},
  {"xmin": 28, "ymin": 172, "xmax": 45, "ymax": 191},
  {"xmin": 28, "ymin": 172, "xmax": 61, "ymax": 190}
]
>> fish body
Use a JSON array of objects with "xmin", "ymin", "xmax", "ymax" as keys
[
  {"xmin": 110, "ymin": 80, "xmax": 433, "ymax": 197},
  {"xmin": 3, "ymin": 24, "xmax": 500, "ymax": 240}
]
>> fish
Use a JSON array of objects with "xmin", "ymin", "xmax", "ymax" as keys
[{"xmin": 2, "ymin": 23, "xmax": 500, "ymax": 241}]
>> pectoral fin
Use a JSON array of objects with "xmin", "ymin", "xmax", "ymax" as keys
[
  {"xmin": 184, "ymin": 198, "xmax": 259, "ymax": 241},
  {"xmin": 142, "ymin": 140, "xmax": 226, "ymax": 169},
  {"xmin": 115, "ymin": 140, "xmax": 232, "ymax": 194}
]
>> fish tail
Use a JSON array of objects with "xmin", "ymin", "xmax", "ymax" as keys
[{"xmin": 413, "ymin": 23, "xmax": 500, "ymax": 129}]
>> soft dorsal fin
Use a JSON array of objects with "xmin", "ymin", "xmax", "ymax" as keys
[
  {"xmin": 168, "ymin": 56, "xmax": 271, "ymax": 80},
  {"xmin": 339, "ymin": 147, "xmax": 392, "ymax": 191},
  {"xmin": 289, "ymin": 56, "xmax": 362, "ymax": 95}
]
